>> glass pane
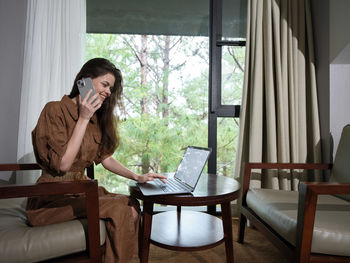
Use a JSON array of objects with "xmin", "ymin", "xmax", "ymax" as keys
[
  {"xmin": 86, "ymin": 34, "xmax": 209, "ymax": 195},
  {"xmin": 222, "ymin": 0, "xmax": 247, "ymax": 41},
  {"xmin": 221, "ymin": 46, "xmax": 245, "ymax": 105},
  {"xmin": 217, "ymin": 117, "xmax": 240, "ymax": 177}
]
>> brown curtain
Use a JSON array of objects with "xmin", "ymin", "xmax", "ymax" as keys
[{"xmin": 234, "ymin": 0, "xmax": 322, "ymax": 191}]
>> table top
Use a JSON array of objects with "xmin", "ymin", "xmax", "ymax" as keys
[{"xmin": 129, "ymin": 173, "xmax": 241, "ymax": 206}]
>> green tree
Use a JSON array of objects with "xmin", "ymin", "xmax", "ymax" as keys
[{"xmin": 86, "ymin": 34, "xmax": 244, "ymax": 193}]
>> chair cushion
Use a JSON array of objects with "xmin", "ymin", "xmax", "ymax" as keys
[
  {"xmin": 246, "ymin": 188, "xmax": 350, "ymax": 256},
  {"xmin": 0, "ymin": 198, "xmax": 106, "ymax": 263}
]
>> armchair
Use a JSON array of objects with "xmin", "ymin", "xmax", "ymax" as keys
[
  {"xmin": 238, "ymin": 125, "xmax": 350, "ymax": 263},
  {"xmin": 0, "ymin": 163, "xmax": 105, "ymax": 263}
]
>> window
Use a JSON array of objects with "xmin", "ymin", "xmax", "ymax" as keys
[
  {"xmin": 86, "ymin": 0, "xmax": 246, "ymax": 198},
  {"xmin": 86, "ymin": 34, "xmax": 209, "ymax": 194},
  {"xmin": 208, "ymin": 0, "xmax": 246, "ymax": 179}
]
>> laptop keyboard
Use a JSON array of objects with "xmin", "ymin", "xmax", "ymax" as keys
[{"xmin": 154, "ymin": 178, "xmax": 189, "ymax": 193}]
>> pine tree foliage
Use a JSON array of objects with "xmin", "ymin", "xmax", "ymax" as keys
[{"xmin": 86, "ymin": 34, "xmax": 244, "ymax": 194}]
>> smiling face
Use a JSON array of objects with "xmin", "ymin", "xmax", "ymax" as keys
[{"xmin": 92, "ymin": 73, "xmax": 116, "ymax": 103}]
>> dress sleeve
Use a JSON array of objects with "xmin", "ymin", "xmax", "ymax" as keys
[
  {"xmin": 94, "ymin": 146, "xmax": 113, "ymax": 165},
  {"xmin": 32, "ymin": 102, "xmax": 68, "ymax": 174}
]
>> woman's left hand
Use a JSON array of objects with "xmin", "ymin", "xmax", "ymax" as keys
[{"xmin": 137, "ymin": 173, "xmax": 167, "ymax": 184}]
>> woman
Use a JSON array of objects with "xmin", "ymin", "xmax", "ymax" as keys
[{"xmin": 27, "ymin": 58, "xmax": 166, "ymax": 262}]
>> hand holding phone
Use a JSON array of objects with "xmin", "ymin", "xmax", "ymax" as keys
[
  {"xmin": 76, "ymin": 77, "xmax": 101, "ymax": 120},
  {"xmin": 77, "ymin": 77, "xmax": 96, "ymax": 100}
]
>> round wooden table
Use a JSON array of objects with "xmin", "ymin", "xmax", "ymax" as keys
[{"xmin": 129, "ymin": 173, "xmax": 241, "ymax": 263}]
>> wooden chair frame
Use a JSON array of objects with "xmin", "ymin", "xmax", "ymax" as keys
[
  {"xmin": 0, "ymin": 163, "xmax": 101, "ymax": 263},
  {"xmin": 238, "ymin": 162, "xmax": 350, "ymax": 263}
]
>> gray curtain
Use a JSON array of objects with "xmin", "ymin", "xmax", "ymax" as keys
[{"xmin": 234, "ymin": 0, "xmax": 322, "ymax": 191}]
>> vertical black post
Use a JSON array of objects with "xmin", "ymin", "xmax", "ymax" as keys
[
  {"xmin": 208, "ymin": 0, "xmax": 222, "ymax": 175},
  {"xmin": 208, "ymin": 0, "xmax": 222, "ymax": 214}
]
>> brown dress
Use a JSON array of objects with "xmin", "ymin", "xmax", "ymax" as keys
[{"xmin": 27, "ymin": 95, "xmax": 139, "ymax": 263}]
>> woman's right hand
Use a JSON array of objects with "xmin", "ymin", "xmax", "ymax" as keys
[{"xmin": 78, "ymin": 90, "xmax": 102, "ymax": 120}]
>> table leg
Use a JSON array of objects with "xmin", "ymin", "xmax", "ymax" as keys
[
  {"xmin": 176, "ymin": 205, "xmax": 181, "ymax": 214},
  {"xmin": 221, "ymin": 202, "xmax": 234, "ymax": 263},
  {"xmin": 140, "ymin": 201, "xmax": 154, "ymax": 263}
]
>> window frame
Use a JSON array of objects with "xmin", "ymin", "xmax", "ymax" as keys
[
  {"xmin": 87, "ymin": 0, "xmax": 247, "ymax": 213},
  {"xmin": 208, "ymin": 0, "xmax": 246, "ymax": 213}
]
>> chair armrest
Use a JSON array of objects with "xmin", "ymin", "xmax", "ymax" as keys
[
  {"xmin": 0, "ymin": 163, "xmax": 95, "ymax": 179},
  {"xmin": 0, "ymin": 180, "xmax": 101, "ymax": 262},
  {"xmin": 0, "ymin": 180, "xmax": 98, "ymax": 199},
  {"xmin": 0, "ymin": 163, "xmax": 41, "ymax": 171},
  {"xmin": 242, "ymin": 163, "xmax": 331, "ymax": 205},
  {"xmin": 296, "ymin": 182, "xmax": 350, "ymax": 262}
]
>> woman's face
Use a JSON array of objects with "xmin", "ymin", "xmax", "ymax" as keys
[{"xmin": 92, "ymin": 73, "xmax": 115, "ymax": 103}]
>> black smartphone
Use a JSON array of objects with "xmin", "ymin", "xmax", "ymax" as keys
[{"xmin": 77, "ymin": 77, "xmax": 96, "ymax": 100}]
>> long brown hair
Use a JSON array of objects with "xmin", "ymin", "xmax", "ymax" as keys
[{"xmin": 69, "ymin": 58, "xmax": 123, "ymax": 154}]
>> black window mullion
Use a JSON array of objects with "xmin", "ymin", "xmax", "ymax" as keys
[
  {"xmin": 207, "ymin": 0, "xmax": 223, "ymax": 214},
  {"xmin": 216, "ymin": 40, "xmax": 246, "ymax": 46},
  {"xmin": 208, "ymin": 0, "xmax": 222, "ymax": 166},
  {"xmin": 208, "ymin": 0, "xmax": 245, "ymax": 214},
  {"xmin": 209, "ymin": 0, "xmax": 222, "ymax": 114},
  {"xmin": 216, "ymin": 105, "xmax": 241, "ymax": 117}
]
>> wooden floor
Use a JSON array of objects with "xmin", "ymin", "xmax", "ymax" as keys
[{"xmin": 131, "ymin": 218, "xmax": 289, "ymax": 263}]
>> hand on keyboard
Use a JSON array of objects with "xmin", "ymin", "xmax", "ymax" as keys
[
  {"xmin": 154, "ymin": 178, "xmax": 188, "ymax": 192},
  {"xmin": 137, "ymin": 173, "xmax": 167, "ymax": 183}
]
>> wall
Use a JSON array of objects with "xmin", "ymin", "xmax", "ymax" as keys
[
  {"xmin": 330, "ymin": 64, "xmax": 350, "ymax": 155},
  {"xmin": 330, "ymin": 0, "xmax": 350, "ymax": 64},
  {"xmin": 312, "ymin": 0, "xmax": 350, "ymax": 172},
  {"xmin": 0, "ymin": 0, "xmax": 27, "ymax": 182},
  {"xmin": 329, "ymin": 0, "xmax": 350, "ymax": 157}
]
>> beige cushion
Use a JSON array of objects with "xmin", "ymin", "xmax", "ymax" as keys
[
  {"xmin": 246, "ymin": 188, "xmax": 350, "ymax": 256},
  {"xmin": 0, "ymin": 198, "xmax": 106, "ymax": 263}
]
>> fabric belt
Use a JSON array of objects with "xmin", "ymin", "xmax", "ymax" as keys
[{"xmin": 37, "ymin": 169, "xmax": 90, "ymax": 183}]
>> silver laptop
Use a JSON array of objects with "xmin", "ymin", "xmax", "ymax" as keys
[{"xmin": 137, "ymin": 146, "xmax": 211, "ymax": 196}]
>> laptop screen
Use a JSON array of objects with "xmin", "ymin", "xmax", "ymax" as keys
[{"xmin": 174, "ymin": 146, "xmax": 211, "ymax": 188}]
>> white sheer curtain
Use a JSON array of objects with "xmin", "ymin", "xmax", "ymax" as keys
[{"xmin": 17, "ymin": 0, "xmax": 86, "ymax": 184}]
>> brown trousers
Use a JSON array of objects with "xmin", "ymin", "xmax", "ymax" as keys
[{"xmin": 26, "ymin": 186, "xmax": 140, "ymax": 263}]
